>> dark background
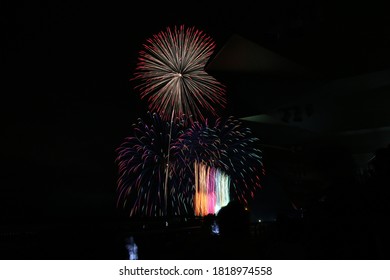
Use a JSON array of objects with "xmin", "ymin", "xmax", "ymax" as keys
[{"xmin": 1, "ymin": 0, "xmax": 390, "ymax": 259}]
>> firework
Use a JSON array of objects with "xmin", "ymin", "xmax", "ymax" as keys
[
  {"xmin": 194, "ymin": 161, "xmax": 230, "ymax": 216},
  {"xmin": 215, "ymin": 117, "xmax": 264, "ymax": 205},
  {"xmin": 174, "ymin": 116, "xmax": 263, "ymax": 213},
  {"xmin": 132, "ymin": 25, "xmax": 226, "ymax": 122},
  {"xmin": 116, "ymin": 113, "xmax": 262, "ymax": 217},
  {"xmin": 115, "ymin": 112, "xmax": 190, "ymax": 216},
  {"xmin": 214, "ymin": 167, "xmax": 231, "ymax": 213}
]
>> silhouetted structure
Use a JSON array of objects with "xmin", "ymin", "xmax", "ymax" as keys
[
  {"xmin": 298, "ymin": 145, "xmax": 372, "ymax": 259},
  {"xmin": 217, "ymin": 201, "xmax": 251, "ymax": 238},
  {"xmin": 365, "ymin": 144, "xmax": 390, "ymax": 258}
]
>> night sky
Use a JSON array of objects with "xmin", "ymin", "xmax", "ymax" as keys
[{"xmin": 2, "ymin": 0, "xmax": 389, "ymax": 223}]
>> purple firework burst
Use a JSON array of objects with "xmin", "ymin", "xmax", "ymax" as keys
[
  {"xmin": 173, "ymin": 116, "xmax": 264, "ymax": 207},
  {"xmin": 115, "ymin": 112, "xmax": 191, "ymax": 216}
]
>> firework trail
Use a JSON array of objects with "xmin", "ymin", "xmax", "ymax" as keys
[
  {"xmin": 171, "ymin": 120, "xmax": 221, "ymax": 214},
  {"xmin": 173, "ymin": 116, "xmax": 263, "ymax": 213},
  {"xmin": 132, "ymin": 25, "xmax": 226, "ymax": 122},
  {"xmin": 215, "ymin": 117, "xmax": 264, "ymax": 205},
  {"xmin": 116, "ymin": 114, "xmax": 263, "ymax": 217},
  {"xmin": 115, "ymin": 112, "xmax": 191, "ymax": 216},
  {"xmin": 194, "ymin": 162, "xmax": 230, "ymax": 216}
]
